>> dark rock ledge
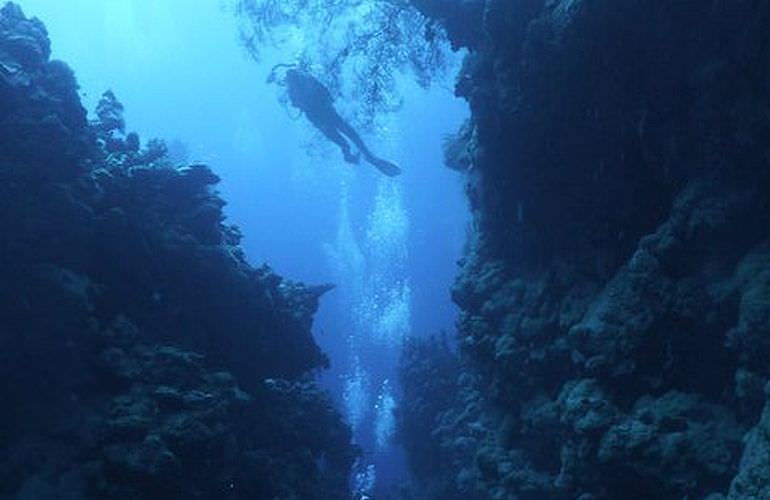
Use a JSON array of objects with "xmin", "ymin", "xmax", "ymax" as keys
[
  {"xmin": 399, "ymin": 1, "xmax": 770, "ymax": 499},
  {"xmin": 0, "ymin": 3, "xmax": 354, "ymax": 499}
]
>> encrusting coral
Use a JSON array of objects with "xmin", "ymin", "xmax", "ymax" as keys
[
  {"xmin": 0, "ymin": 3, "xmax": 354, "ymax": 499},
  {"xmin": 398, "ymin": 1, "xmax": 770, "ymax": 499}
]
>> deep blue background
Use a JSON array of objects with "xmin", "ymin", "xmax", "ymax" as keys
[{"xmin": 16, "ymin": 0, "xmax": 469, "ymax": 493}]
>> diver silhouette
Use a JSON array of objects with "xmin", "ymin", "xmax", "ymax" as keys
[{"xmin": 267, "ymin": 64, "xmax": 402, "ymax": 177}]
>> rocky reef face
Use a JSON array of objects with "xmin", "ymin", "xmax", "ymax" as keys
[
  {"xmin": 0, "ymin": 3, "xmax": 354, "ymax": 499},
  {"xmin": 400, "ymin": 1, "xmax": 770, "ymax": 499}
]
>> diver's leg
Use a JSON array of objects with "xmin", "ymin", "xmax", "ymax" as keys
[
  {"xmin": 315, "ymin": 121, "xmax": 359, "ymax": 164},
  {"xmin": 333, "ymin": 114, "xmax": 401, "ymax": 176},
  {"xmin": 333, "ymin": 114, "xmax": 375, "ymax": 160}
]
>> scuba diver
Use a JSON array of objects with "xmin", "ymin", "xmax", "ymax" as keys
[{"xmin": 267, "ymin": 64, "xmax": 402, "ymax": 177}]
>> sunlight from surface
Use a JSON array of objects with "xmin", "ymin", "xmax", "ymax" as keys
[{"xmin": 13, "ymin": 1, "xmax": 469, "ymax": 496}]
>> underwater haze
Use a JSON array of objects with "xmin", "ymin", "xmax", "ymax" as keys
[
  {"xmin": 11, "ymin": 0, "xmax": 468, "ymax": 496},
  {"xmin": 6, "ymin": 0, "xmax": 770, "ymax": 499}
]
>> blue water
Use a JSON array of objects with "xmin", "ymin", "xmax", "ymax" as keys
[{"xmin": 16, "ymin": 0, "xmax": 469, "ymax": 494}]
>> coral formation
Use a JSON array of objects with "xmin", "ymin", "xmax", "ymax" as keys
[
  {"xmin": 399, "ymin": 0, "xmax": 770, "ymax": 499},
  {"xmin": 0, "ymin": 3, "xmax": 354, "ymax": 499}
]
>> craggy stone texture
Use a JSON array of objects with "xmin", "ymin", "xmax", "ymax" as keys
[
  {"xmin": 400, "ymin": 0, "xmax": 770, "ymax": 499},
  {"xmin": 0, "ymin": 3, "xmax": 354, "ymax": 499},
  {"xmin": 728, "ymin": 382, "xmax": 770, "ymax": 500}
]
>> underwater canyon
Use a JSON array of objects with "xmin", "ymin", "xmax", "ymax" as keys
[{"xmin": 2, "ymin": 1, "xmax": 770, "ymax": 499}]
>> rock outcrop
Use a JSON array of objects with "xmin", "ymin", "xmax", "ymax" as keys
[
  {"xmin": 400, "ymin": 0, "xmax": 770, "ymax": 499},
  {"xmin": 0, "ymin": 3, "xmax": 354, "ymax": 499}
]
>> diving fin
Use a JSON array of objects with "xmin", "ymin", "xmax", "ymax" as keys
[{"xmin": 366, "ymin": 155, "xmax": 402, "ymax": 177}]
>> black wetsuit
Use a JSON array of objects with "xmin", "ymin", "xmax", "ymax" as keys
[{"xmin": 284, "ymin": 69, "xmax": 401, "ymax": 177}]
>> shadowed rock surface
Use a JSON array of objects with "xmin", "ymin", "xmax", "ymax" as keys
[
  {"xmin": 0, "ymin": 3, "xmax": 354, "ymax": 499},
  {"xmin": 399, "ymin": 1, "xmax": 770, "ymax": 499}
]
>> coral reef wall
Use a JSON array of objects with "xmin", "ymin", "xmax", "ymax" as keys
[
  {"xmin": 0, "ymin": 3, "xmax": 354, "ymax": 499},
  {"xmin": 399, "ymin": 1, "xmax": 770, "ymax": 499}
]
